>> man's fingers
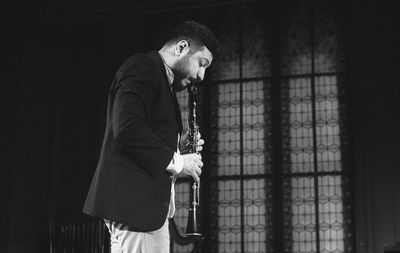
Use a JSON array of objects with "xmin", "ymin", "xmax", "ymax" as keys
[
  {"xmin": 181, "ymin": 153, "xmax": 203, "ymax": 182},
  {"xmin": 194, "ymin": 154, "xmax": 202, "ymax": 161},
  {"xmin": 197, "ymin": 139, "xmax": 204, "ymax": 152}
]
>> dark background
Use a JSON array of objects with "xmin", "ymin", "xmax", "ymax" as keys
[{"xmin": 2, "ymin": 1, "xmax": 400, "ymax": 253}]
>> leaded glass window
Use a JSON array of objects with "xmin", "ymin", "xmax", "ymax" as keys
[{"xmin": 174, "ymin": 2, "xmax": 353, "ymax": 253}]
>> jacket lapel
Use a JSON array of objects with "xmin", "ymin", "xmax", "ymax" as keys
[
  {"xmin": 171, "ymin": 90, "xmax": 183, "ymax": 135},
  {"xmin": 148, "ymin": 51, "xmax": 183, "ymax": 135}
]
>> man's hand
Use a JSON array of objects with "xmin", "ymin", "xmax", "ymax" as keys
[
  {"xmin": 180, "ymin": 153, "xmax": 203, "ymax": 183},
  {"xmin": 180, "ymin": 131, "xmax": 205, "ymax": 154}
]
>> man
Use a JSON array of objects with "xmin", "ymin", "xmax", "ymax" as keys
[{"xmin": 83, "ymin": 21, "xmax": 219, "ymax": 253}]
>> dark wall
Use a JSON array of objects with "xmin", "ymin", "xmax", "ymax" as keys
[
  {"xmin": 347, "ymin": 1, "xmax": 400, "ymax": 253},
  {"xmin": 3, "ymin": 1, "xmax": 400, "ymax": 253},
  {"xmin": 3, "ymin": 19, "xmax": 158, "ymax": 253}
]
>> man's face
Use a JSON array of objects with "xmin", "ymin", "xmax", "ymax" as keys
[{"xmin": 172, "ymin": 46, "xmax": 213, "ymax": 91}]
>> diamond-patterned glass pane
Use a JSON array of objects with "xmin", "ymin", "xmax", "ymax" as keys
[
  {"xmin": 244, "ymin": 179, "xmax": 268, "ymax": 253},
  {"xmin": 286, "ymin": 175, "xmax": 346, "ymax": 253},
  {"xmin": 318, "ymin": 176, "xmax": 344, "ymax": 253},
  {"xmin": 243, "ymin": 81, "xmax": 267, "ymax": 175},
  {"xmin": 218, "ymin": 180, "xmax": 241, "ymax": 253},
  {"xmin": 215, "ymin": 81, "xmax": 269, "ymax": 176},
  {"xmin": 285, "ymin": 78, "xmax": 315, "ymax": 174},
  {"xmin": 217, "ymin": 82, "xmax": 241, "ymax": 176},
  {"xmin": 315, "ymin": 76, "xmax": 341, "ymax": 172},
  {"xmin": 214, "ymin": 179, "xmax": 269, "ymax": 253},
  {"xmin": 290, "ymin": 177, "xmax": 317, "ymax": 253}
]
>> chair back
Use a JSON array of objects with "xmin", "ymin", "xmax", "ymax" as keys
[{"xmin": 49, "ymin": 218, "xmax": 109, "ymax": 253}]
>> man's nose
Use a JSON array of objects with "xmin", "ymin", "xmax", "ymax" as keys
[{"xmin": 197, "ymin": 69, "xmax": 205, "ymax": 81}]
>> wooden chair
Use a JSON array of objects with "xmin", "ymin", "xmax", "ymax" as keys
[
  {"xmin": 49, "ymin": 218, "xmax": 109, "ymax": 253},
  {"xmin": 384, "ymin": 241, "xmax": 400, "ymax": 253}
]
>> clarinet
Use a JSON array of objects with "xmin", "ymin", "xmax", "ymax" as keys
[{"xmin": 185, "ymin": 83, "xmax": 201, "ymax": 236}]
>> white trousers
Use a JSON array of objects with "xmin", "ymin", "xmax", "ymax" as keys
[{"xmin": 105, "ymin": 219, "xmax": 170, "ymax": 253}]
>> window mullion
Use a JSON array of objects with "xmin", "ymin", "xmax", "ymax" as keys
[
  {"xmin": 238, "ymin": 6, "xmax": 245, "ymax": 253},
  {"xmin": 270, "ymin": 3, "xmax": 284, "ymax": 253},
  {"xmin": 309, "ymin": 3, "xmax": 322, "ymax": 253}
]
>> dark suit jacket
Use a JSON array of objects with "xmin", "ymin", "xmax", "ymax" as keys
[{"xmin": 83, "ymin": 51, "xmax": 183, "ymax": 231}]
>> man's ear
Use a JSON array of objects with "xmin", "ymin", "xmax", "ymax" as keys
[{"xmin": 175, "ymin": 40, "xmax": 190, "ymax": 57}]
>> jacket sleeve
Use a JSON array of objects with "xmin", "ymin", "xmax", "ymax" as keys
[{"xmin": 112, "ymin": 55, "xmax": 174, "ymax": 178}]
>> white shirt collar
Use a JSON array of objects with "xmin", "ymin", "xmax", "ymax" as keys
[{"xmin": 158, "ymin": 53, "xmax": 175, "ymax": 86}]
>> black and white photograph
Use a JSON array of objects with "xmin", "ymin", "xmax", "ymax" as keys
[{"xmin": 3, "ymin": 0, "xmax": 400, "ymax": 253}]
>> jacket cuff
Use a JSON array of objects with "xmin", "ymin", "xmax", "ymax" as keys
[{"xmin": 166, "ymin": 152, "xmax": 183, "ymax": 175}]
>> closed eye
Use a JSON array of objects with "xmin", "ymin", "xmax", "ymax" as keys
[{"xmin": 200, "ymin": 58, "xmax": 210, "ymax": 68}]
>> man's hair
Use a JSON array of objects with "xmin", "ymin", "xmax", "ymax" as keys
[{"xmin": 164, "ymin": 21, "xmax": 220, "ymax": 57}]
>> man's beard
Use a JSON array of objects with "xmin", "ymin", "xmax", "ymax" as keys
[
  {"xmin": 172, "ymin": 56, "xmax": 191, "ymax": 92},
  {"xmin": 172, "ymin": 78, "xmax": 187, "ymax": 92}
]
